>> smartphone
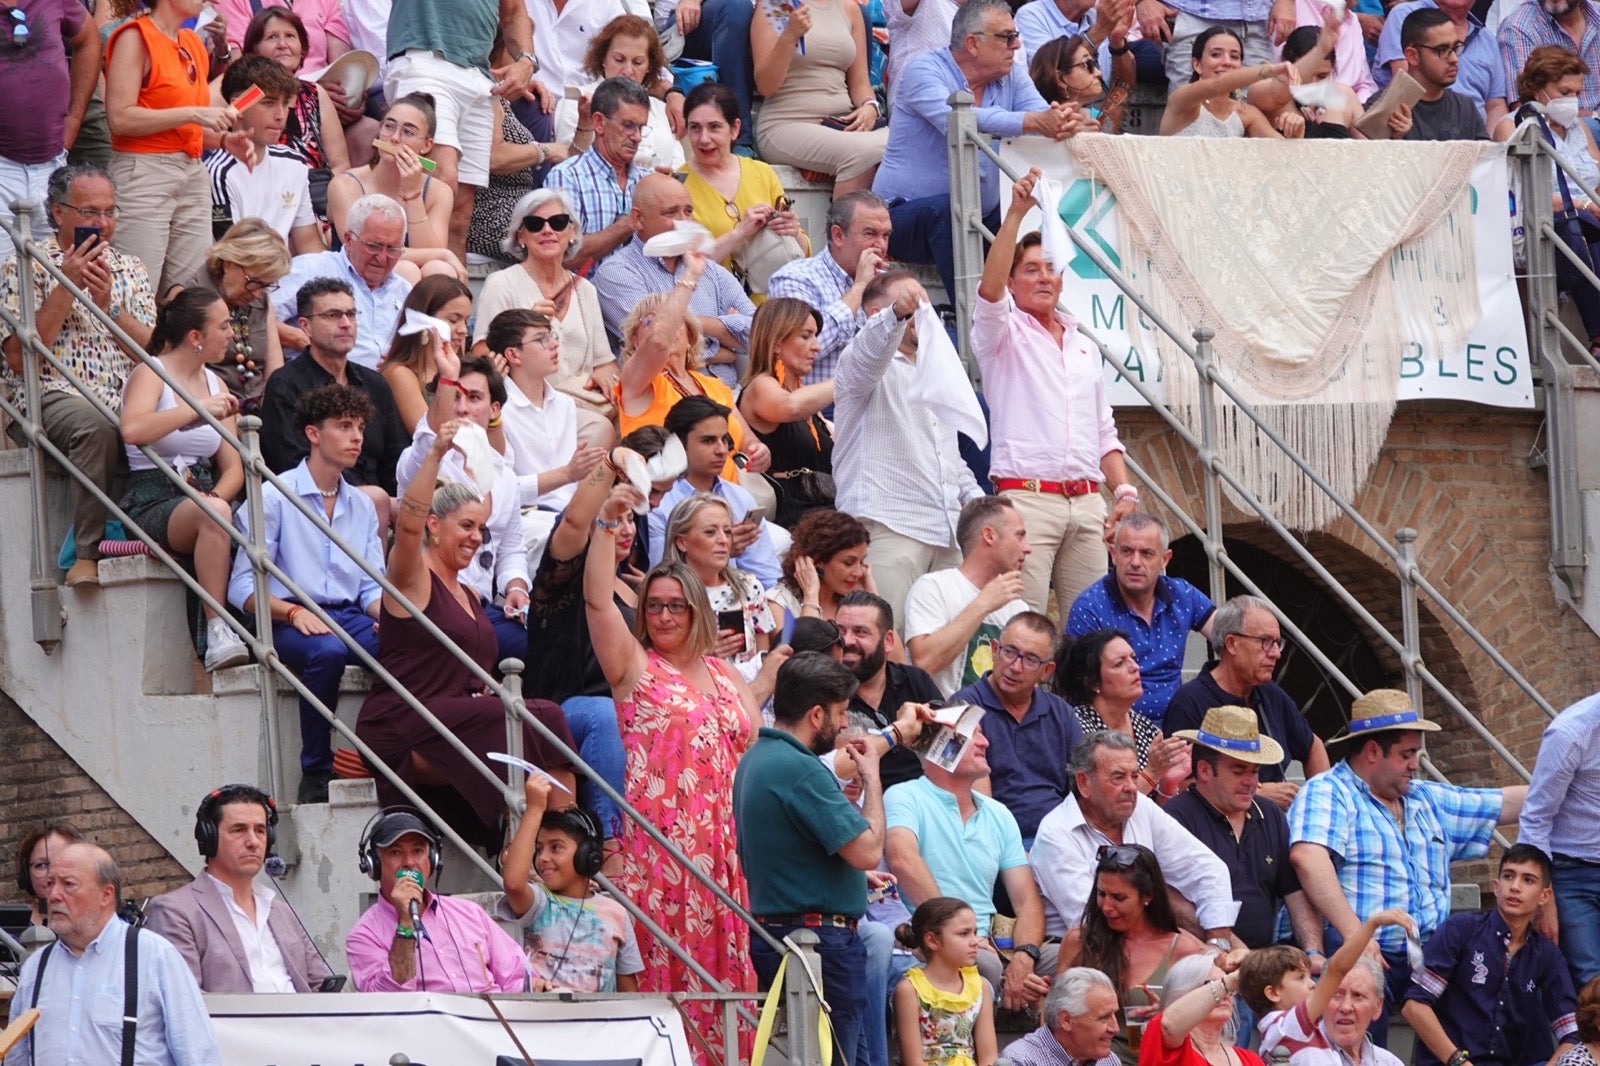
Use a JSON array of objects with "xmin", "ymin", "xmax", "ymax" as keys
[
  {"xmin": 716, "ymin": 609, "xmax": 743, "ymax": 634},
  {"xmin": 318, "ymin": 975, "xmax": 347, "ymax": 993},
  {"xmin": 820, "ymin": 115, "xmax": 851, "ymax": 132},
  {"xmin": 72, "ymin": 225, "xmax": 101, "ymax": 250}
]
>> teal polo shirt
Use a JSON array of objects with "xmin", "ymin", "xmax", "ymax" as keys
[
  {"xmin": 884, "ymin": 776, "xmax": 1028, "ymax": 937},
  {"xmin": 734, "ymin": 728, "xmax": 870, "ymax": 916}
]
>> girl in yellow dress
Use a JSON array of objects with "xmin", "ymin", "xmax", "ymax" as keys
[{"xmin": 894, "ymin": 898, "xmax": 998, "ymax": 1066}]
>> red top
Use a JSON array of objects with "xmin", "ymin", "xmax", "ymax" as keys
[
  {"xmin": 1139, "ymin": 1013, "xmax": 1268, "ymax": 1066},
  {"xmin": 107, "ymin": 17, "xmax": 209, "ymax": 158}
]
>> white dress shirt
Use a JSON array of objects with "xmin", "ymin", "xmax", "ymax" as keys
[
  {"xmin": 205, "ymin": 874, "xmax": 294, "ymax": 994},
  {"xmin": 526, "ymin": 0, "xmax": 649, "ymax": 97},
  {"xmin": 501, "ymin": 376, "xmax": 579, "ymax": 511},
  {"xmin": 1028, "ymin": 793, "xmax": 1241, "ymax": 937}
]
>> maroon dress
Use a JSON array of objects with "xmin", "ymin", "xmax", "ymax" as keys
[{"xmin": 357, "ymin": 570, "xmax": 575, "ymax": 845}]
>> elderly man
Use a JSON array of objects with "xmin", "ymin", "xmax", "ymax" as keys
[
  {"xmin": 1324, "ymin": 957, "xmax": 1408, "ymax": 1066},
  {"xmin": 1067, "ymin": 513, "xmax": 1215, "ymax": 724},
  {"xmin": 1, "ymin": 163, "xmax": 153, "ymax": 588},
  {"xmin": 1164, "ymin": 595, "xmax": 1329, "ymax": 809},
  {"xmin": 272, "ymin": 193, "xmax": 413, "ymax": 370},
  {"xmin": 594, "ymin": 173, "xmax": 755, "ymax": 384},
  {"xmin": 1006, "ymin": 967, "xmax": 1122, "ymax": 1066},
  {"xmin": 1030, "ymin": 730, "xmax": 1241, "ymax": 943},
  {"xmin": 873, "ymin": 0, "xmax": 1087, "ymax": 308},
  {"xmin": 145, "ymin": 784, "xmax": 332, "ymax": 991},
  {"xmin": 1521, "ymin": 689, "xmax": 1600, "ymax": 985},
  {"xmin": 838, "ymin": 589, "xmax": 943, "ymax": 789},
  {"xmin": 346, "ymin": 808, "xmax": 528, "ymax": 992},
  {"xmin": 1289, "ymin": 689, "xmax": 1528, "ymax": 1045},
  {"xmin": 547, "ymin": 77, "xmax": 652, "ymax": 267},
  {"xmin": 835, "ymin": 270, "xmax": 986, "ymax": 623},
  {"xmin": 905, "ymin": 495, "xmax": 1032, "ymax": 696},
  {"xmin": 768, "ymin": 190, "xmax": 893, "ymax": 381},
  {"xmin": 953, "ymin": 611, "xmax": 1085, "ymax": 845},
  {"xmin": 887, "ymin": 723, "xmax": 1055, "ymax": 1007},
  {"xmin": 7, "ymin": 842, "xmax": 221, "ymax": 1065}
]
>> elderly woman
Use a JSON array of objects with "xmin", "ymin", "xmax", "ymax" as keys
[
  {"xmin": 200, "ymin": 219, "xmax": 290, "ymax": 399},
  {"xmin": 379, "ymin": 275, "xmax": 473, "ymax": 432},
  {"xmin": 1160, "ymin": 27, "xmax": 1300, "ymax": 138},
  {"xmin": 1147, "ymin": 953, "xmax": 1266, "ymax": 1066},
  {"xmin": 551, "ymin": 16, "xmax": 684, "ymax": 170},
  {"xmin": 766, "ymin": 508, "xmax": 873, "ymax": 633},
  {"xmin": 471, "ymin": 187, "xmax": 615, "ymax": 447},
  {"xmin": 1060, "ymin": 844, "xmax": 1207, "ymax": 1066},
  {"xmin": 1056, "ymin": 629, "xmax": 1189, "ymax": 802}
]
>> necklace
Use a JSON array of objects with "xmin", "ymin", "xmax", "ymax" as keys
[
  {"xmin": 317, "ymin": 485, "xmax": 340, "ymax": 498},
  {"xmin": 229, "ymin": 306, "xmax": 258, "ymax": 381}
]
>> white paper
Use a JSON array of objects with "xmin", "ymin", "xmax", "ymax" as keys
[
  {"xmin": 644, "ymin": 434, "xmax": 687, "ymax": 485},
  {"xmin": 195, "ymin": 6, "xmax": 217, "ymax": 30},
  {"xmin": 488, "ymin": 751, "xmax": 574, "ymax": 794},
  {"xmin": 452, "ymin": 422, "xmax": 500, "ymax": 499},
  {"xmin": 908, "ymin": 302, "xmax": 988, "ymax": 448}
]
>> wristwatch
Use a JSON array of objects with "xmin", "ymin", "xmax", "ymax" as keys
[
  {"xmin": 1015, "ymin": 944, "xmax": 1042, "ymax": 964},
  {"xmin": 1206, "ymin": 937, "xmax": 1233, "ymax": 952},
  {"xmin": 518, "ymin": 50, "xmax": 540, "ymax": 74}
]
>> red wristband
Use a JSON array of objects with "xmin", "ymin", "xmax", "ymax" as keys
[{"xmin": 435, "ymin": 376, "xmax": 462, "ymax": 390}]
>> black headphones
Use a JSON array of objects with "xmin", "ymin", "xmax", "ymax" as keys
[
  {"xmin": 357, "ymin": 807, "xmax": 443, "ymax": 882},
  {"xmin": 559, "ymin": 807, "xmax": 606, "ymax": 881},
  {"xmin": 194, "ymin": 784, "xmax": 278, "ymax": 859}
]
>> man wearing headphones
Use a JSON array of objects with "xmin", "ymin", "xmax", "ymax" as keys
[
  {"xmin": 144, "ymin": 785, "xmax": 332, "ymax": 993},
  {"xmin": 344, "ymin": 808, "xmax": 529, "ymax": 992}
]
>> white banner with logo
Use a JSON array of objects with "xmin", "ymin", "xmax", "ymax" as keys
[
  {"xmin": 997, "ymin": 139, "xmax": 1535, "ymax": 409},
  {"xmin": 206, "ymin": 992, "xmax": 695, "ymax": 1066}
]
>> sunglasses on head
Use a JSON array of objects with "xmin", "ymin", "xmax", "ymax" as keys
[
  {"xmin": 1096, "ymin": 844, "xmax": 1143, "ymax": 868},
  {"xmin": 521, "ymin": 213, "xmax": 573, "ymax": 233}
]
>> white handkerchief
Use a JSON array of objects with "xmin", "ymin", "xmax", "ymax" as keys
[
  {"xmin": 1032, "ymin": 175, "xmax": 1074, "ymax": 276},
  {"xmin": 908, "ymin": 303, "xmax": 987, "ymax": 448},
  {"xmin": 1290, "ymin": 79, "xmax": 1339, "ymax": 110},
  {"xmin": 452, "ymin": 422, "xmax": 500, "ymax": 499},
  {"xmin": 640, "ymin": 220, "xmax": 713, "ymax": 258},
  {"xmin": 396, "ymin": 308, "xmax": 452, "ymax": 347},
  {"xmin": 645, "ymin": 434, "xmax": 688, "ymax": 485}
]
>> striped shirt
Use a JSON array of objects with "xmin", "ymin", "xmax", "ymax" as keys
[
  {"xmin": 767, "ymin": 249, "xmax": 861, "ymax": 382},
  {"xmin": 546, "ymin": 146, "xmax": 647, "ymax": 267},
  {"xmin": 1497, "ymin": 0, "xmax": 1600, "ymax": 110}
]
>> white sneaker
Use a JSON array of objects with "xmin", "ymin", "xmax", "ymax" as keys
[{"xmin": 204, "ymin": 618, "xmax": 250, "ymax": 672}]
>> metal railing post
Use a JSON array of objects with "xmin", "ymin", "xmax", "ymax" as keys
[
  {"xmin": 947, "ymin": 90, "xmax": 985, "ymax": 371},
  {"xmin": 1191, "ymin": 327, "xmax": 1228, "ymax": 606},
  {"xmin": 499, "ymin": 657, "xmax": 527, "ymax": 836},
  {"xmin": 11, "ymin": 200, "xmax": 63, "ymax": 652},
  {"xmin": 238, "ymin": 415, "xmax": 285, "ymax": 803},
  {"xmin": 782, "ymin": 931, "xmax": 827, "ymax": 1066},
  {"xmin": 1396, "ymin": 528, "xmax": 1425, "ymax": 716}
]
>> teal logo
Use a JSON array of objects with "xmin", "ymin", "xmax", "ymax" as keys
[{"xmin": 1057, "ymin": 178, "xmax": 1119, "ymax": 279}]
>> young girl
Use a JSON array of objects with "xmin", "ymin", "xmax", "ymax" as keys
[
  {"xmin": 894, "ymin": 898, "xmax": 998, "ymax": 1066},
  {"xmin": 498, "ymin": 774, "xmax": 643, "ymax": 992}
]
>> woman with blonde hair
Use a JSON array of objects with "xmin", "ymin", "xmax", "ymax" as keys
[
  {"xmin": 738, "ymin": 297, "xmax": 835, "ymax": 526},
  {"xmin": 201, "ymin": 219, "xmax": 291, "ymax": 398},
  {"xmin": 662, "ymin": 493, "xmax": 776, "ymax": 672},
  {"xmin": 380, "ymin": 275, "xmax": 473, "ymax": 432}
]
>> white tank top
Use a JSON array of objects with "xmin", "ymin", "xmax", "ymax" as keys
[{"xmin": 124, "ymin": 362, "xmax": 226, "ymax": 474}]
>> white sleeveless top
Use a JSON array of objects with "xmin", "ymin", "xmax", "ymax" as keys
[{"xmin": 124, "ymin": 363, "xmax": 226, "ymax": 473}]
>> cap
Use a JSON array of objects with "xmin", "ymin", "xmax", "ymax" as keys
[{"xmin": 370, "ymin": 810, "xmax": 439, "ymax": 849}]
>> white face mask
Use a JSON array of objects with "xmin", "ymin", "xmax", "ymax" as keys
[{"xmin": 1546, "ymin": 95, "xmax": 1581, "ymax": 127}]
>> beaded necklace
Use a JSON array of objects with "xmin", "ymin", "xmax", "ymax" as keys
[{"xmin": 229, "ymin": 306, "xmax": 258, "ymax": 381}]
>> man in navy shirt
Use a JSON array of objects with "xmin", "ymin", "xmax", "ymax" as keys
[
  {"xmin": 1402, "ymin": 844, "xmax": 1578, "ymax": 1066},
  {"xmin": 1066, "ymin": 512, "xmax": 1215, "ymax": 725}
]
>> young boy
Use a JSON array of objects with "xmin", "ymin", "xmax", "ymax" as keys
[
  {"xmin": 204, "ymin": 54, "xmax": 321, "ymax": 253},
  {"xmin": 1401, "ymin": 845, "xmax": 1578, "ymax": 1066},
  {"xmin": 1240, "ymin": 907, "xmax": 1416, "ymax": 1065},
  {"xmin": 496, "ymin": 774, "xmax": 642, "ymax": 993}
]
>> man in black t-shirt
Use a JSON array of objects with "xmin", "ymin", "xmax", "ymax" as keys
[
  {"xmin": 1400, "ymin": 8, "xmax": 1491, "ymax": 140},
  {"xmin": 837, "ymin": 590, "xmax": 942, "ymax": 790}
]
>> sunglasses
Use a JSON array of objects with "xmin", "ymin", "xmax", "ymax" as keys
[
  {"xmin": 177, "ymin": 44, "xmax": 198, "ymax": 84},
  {"xmin": 1096, "ymin": 844, "xmax": 1143, "ymax": 868},
  {"xmin": 7, "ymin": 6, "xmax": 27, "ymax": 48},
  {"xmin": 521, "ymin": 213, "xmax": 573, "ymax": 233}
]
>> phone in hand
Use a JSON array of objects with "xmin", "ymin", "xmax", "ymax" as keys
[
  {"xmin": 72, "ymin": 226, "xmax": 101, "ymax": 250},
  {"xmin": 318, "ymin": 975, "xmax": 347, "ymax": 993},
  {"xmin": 716, "ymin": 608, "xmax": 744, "ymax": 634}
]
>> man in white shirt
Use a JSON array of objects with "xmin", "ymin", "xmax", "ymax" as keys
[
  {"xmin": 205, "ymin": 55, "xmax": 320, "ymax": 252},
  {"xmin": 904, "ymin": 495, "xmax": 1031, "ymax": 695},
  {"xmin": 1029, "ymin": 730, "xmax": 1242, "ymax": 942},
  {"xmin": 145, "ymin": 784, "xmax": 332, "ymax": 993}
]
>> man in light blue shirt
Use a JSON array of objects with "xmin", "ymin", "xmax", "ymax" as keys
[
  {"xmin": 271, "ymin": 194, "xmax": 413, "ymax": 371},
  {"xmin": 873, "ymin": 0, "xmax": 1085, "ymax": 309},
  {"xmin": 7, "ymin": 842, "xmax": 221, "ymax": 1066},
  {"xmin": 229, "ymin": 384, "xmax": 385, "ymax": 805},
  {"xmin": 1016, "ymin": 0, "xmax": 1139, "ymax": 83},
  {"xmin": 1375, "ymin": 0, "xmax": 1509, "ymax": 134}
]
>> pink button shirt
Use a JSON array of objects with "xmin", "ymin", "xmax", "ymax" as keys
[
  {"xmin": 346, "ymin": 893, "xmax": 529, "ymax": 993},
  {"xmin": 1293, "ymin": 0, "xmax": 1378, "ymax": 102},
  {"xmin": 972, "ymin": 290, "xmax": 1123, "ymax": 483}
]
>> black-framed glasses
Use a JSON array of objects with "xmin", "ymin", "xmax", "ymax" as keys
[
  {"xmin": 1067, "ymin": 56, "xmax": 1099, "ymax": 72},
  {"xmin": 61, "ymin": 202, "xmax": 120, "ymax": 221},
  {"xmin": 644, "ymin": 599, "xmax": 691, "ymax": 616},
  {"xmin": 521, "ymin": 213, "xmax": 573, "ymax": 233},
  {"xmin": 7, "ymin": 6, "xmax": 28, "ymax": 48},
  {"xmin": 992, "ymin": 641, "xmax": 1047, "ymax": 670},
  {"xmin": 312, "ymin": 309, "xmax": 359, "ymax": 322},
  {"xmin": 240, "ymin": 270, "xmax": 271, "ymax": 293},
  {"xmin": 1414, "ymin": 40, "xmax": 1466, "ymax": 57},
  {"xmin": 1096, "ymin": 844, "xmax": 1143, "ymax": 868},
  {"xmin": 1234, "ymin": 633, "xmax": 1286, "ymax": 653},
  {"xmin": 177, "ymin": 44, "xmax": 198, "ymax": 83},
  {"xmin": 975, "ymin": 30, "xmax": 1021, "ymax": 45}
]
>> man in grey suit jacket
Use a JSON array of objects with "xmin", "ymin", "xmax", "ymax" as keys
[{"xmin": 145, "ymin": 784, "xmax": 332, "ymax": 993}]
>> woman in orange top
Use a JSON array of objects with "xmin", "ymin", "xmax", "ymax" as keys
[{"xmin": 106, "ymin": 0, "xmax": 251, "ymax": 292}]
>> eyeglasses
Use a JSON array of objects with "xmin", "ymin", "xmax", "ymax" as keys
[
  {"xmin": 60, "ymin": 202, "xmax": 120, "ymax": 221},
  {"xmin": 520, "ymin": 332, "xmax": 556, "ymax": 348},
  {"xmin": 613, "ymin": 119, "xmax": 651, "ymax": 137},
  {"xmin": 177, "ymin": 44, "xmax": 198, "ymax": 84},
  {"xmin": 311, "ymin": 309, "xmax": 359, "ymax": 322},
  {"xmin": 350, "ymin": 235, "xmax": 404, "ymax": 258},
  {"xmin": 1096, "ymin": 844, "xmax": 1143, "ymax": 868},
  {"xmin": 1414, "ymin": 40, "xmax": 1467, "ymax": 57},
  {"xmin": 379, "ymin": 118, "xmax": 427, "ymax": 140},
  {"xmin": 644, "ymin": 599, "xmax": 691, "ymax": 616},
  {"xmin": 521, "ymin": 213, "xmax": 573, "ymax": 233},
  {"xmin": 992, "ymin": 641, "xmax": 1048, "ymax": 670},
  {"xmin": 240, "ymin": 270, "xmax": 271, "ymax": 293},
  {"xmin": 810, "ymin": 620, "xmax": 844, "ymax": 648},
  {"xmin": 974, "ymin": 30, "xmax": 1022, "ymax": 45},
  {"xmin": 1234, "ymin": 633, "xmax": 1286, "ymax": 653},
  {"xmin": 7, "ymin": 6, "xmax": 28, "ymax": 48},
  {"xmin": 1067, "ymin": 56, "xmax": 1099, "ymax": 72}
]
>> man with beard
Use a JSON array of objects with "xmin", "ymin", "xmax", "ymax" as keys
[
  {"xmin": 1500, "ymin": 0, "xmax": 1600, "ymax": 111},
  {"xmin": 838, "ymin": 590, "xmax": 945, "ymax": 790}
]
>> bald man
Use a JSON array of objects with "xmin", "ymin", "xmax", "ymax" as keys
[
  {"xmin": 594, "ymin": 172, "xmax": 757, "ymax": 386},
  {"xmin": 9, "ymin": 843, "xmax": 220, "ymax": 1065}
]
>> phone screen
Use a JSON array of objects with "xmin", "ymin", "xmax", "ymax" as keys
[
  {"xmin": 72, "ymin": 226, "xmax": 101, "ymax": 250},
  {"xmin": 716, "ymin": 609, "xmax": 744, "ymax": 634}
]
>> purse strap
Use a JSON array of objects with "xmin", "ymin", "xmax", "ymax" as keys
[{"xmin": 1530, "ymin": 106, "xmax": 1580, "ymax": 214}]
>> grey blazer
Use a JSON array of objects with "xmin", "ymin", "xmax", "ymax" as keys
[{"xmin": 144, "ymin": 875, "xmax": 331, "ymax": 994}]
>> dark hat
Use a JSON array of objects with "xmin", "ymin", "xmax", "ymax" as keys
[{"xmin": 370, "ymin": 810, "xmax": 439, "ymax": 848}]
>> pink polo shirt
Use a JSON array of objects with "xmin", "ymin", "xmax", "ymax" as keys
[
  {"xmin": 972, "ymin": 290, "xmax": 1123, "ymax": 483},
  {"xmin": 221, "ymin": 0, "xmax": 350, "ymax": 75}
]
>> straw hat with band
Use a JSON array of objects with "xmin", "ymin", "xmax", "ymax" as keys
[
  {"xmin": 1171, "ymin": 705, "xmax": 1284, "ymax": 766},
  {"xmin": 1328, "ymin": 688, "xmax": 1441, "ymax": 744}
]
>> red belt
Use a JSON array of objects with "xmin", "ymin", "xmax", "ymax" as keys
[{"xmin": 992, "ymin": 477, "xmax": 1100, "ymax": 497}]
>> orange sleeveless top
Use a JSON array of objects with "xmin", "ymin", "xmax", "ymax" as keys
[
  {"xmin": 107, "ymin": 18, "xmax": 209, "ymax": 158},
  {"xmin": 618, "ymin": 371, "xmax": 746, "ymax": 482}
]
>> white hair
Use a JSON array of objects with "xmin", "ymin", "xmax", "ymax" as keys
[
  {"xmin": 1161, "ymin": 952, "xmax": 1237, "ymax": 1043},
  {"xmin": 347, "ymin": 193, "xmax": 404, "ymax": 238},
  {"xmin": 1347, "ymin": 956, "xmax": 1385, "ymax": 999},
  {"xmin": 501, "ymin": 187, "xmax": 584, "ymax": 259},
  {"xmin": 1045, "ymin": 968, "xmax": 1116, "ymax": 1031}
]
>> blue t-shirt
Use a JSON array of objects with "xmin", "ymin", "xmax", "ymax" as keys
[{"xmin": 1066, "ymin": 574, "xmax": 1215, "ymax": 724}]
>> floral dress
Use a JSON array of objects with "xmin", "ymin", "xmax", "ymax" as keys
[
  {"xmin": 615, "ymin": 650, "xmax": 755, "ymax": 1063},
  {"xmin": 906, "ymin": 965, "xmax": 983, "ymax": 1066}
]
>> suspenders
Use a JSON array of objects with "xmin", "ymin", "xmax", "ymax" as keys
[{"xmin": 28, "ymin": 925, "xmax": 141, "ymax": 1066}]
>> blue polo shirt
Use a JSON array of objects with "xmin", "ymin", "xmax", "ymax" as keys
[
  {"xmin": 1405, "ymin": 908, "xmax": 1577, "ymax": 1066},
  {"xmin": 1066, "ymin": 574, "xmax": 1215, "ymax": 725},
  {"xmin": 884, "ymin": 776, "xmax": 1028, "ymax": 937},
  {"xmin": 951, "ymin": 674, "xmax": 1085, "ymax": 844}
]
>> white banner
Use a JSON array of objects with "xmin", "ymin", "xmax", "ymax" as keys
[
  {"xmin": 998, "ymin": 140, "xmax": 1535, "ymax": 409},
  {"xmin": 206, "ymin": 992, "xmax": 697, "ymax": 1066}
]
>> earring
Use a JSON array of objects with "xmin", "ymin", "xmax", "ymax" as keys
[{"xmin": 193, "ymin": 341, "xmax": 203, "ymax": 353}]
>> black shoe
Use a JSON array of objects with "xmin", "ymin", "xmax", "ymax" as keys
[{"xmin": 297, "ymin": 769, "xmax": 333, "ymax": 804}]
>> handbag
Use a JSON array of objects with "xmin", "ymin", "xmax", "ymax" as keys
[
  {"xmin": 1530, "ymin": 106, "xmax": 1598, "ymax": 279},
  {"xmin": 731, "ymin": 224, "xmax": 806, "ymax": 296}
]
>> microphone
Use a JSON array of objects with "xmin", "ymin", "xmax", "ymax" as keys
[
  {"xmin": 263, "ymin": 855, "xmax": 348, "ymax": 991},
  {"xmin": 397, "ymin": 867, "xmax": 428, "ymax": 940},
  {"xmin": 264, "ymin": 855, "xmax": 287, "ymax": 878}
]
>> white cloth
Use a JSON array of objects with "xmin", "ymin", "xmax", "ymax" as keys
[
  {"xmin": 834, "ymin": 307, "xmax": 983, "ymax": 550},
  {"xmin": 343, "ymin": 0, "xmax": 394, "ymax": 78},
  {"xmin": 501, "ymin": 376, "xmax": 580, "ymax": 509},
  {"xmin": 909, "ymin": 302, "xmax": 986, "ymax": 447},
  {"xmin": 903, "ymin": 567, "xmax": 1028, "ymax": 695},
  {"xmin": 1029, "ymin": 792, "xmax": 1241, "ymax": 937},
  {"xmin": 205, "ymin": 145, "xmax": 315, "ymax": 244},
  {"xmin": 204, "ymin": 874, "xmax": 294, "ymax": 994}
]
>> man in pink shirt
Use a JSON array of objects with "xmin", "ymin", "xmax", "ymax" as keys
[
  {"xmin": 344, "ymin": 810, "xmax": 529, "ymax": 992},
  {"xmin": 972, "ymin": 166, "xmax": 1139, "ymax": 616}
]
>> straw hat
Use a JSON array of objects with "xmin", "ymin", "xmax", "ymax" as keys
[
  {"xmin": 1328, "ymin": 688, "xmax": 1441, "ymax": 743},
  {"xmin": 309, "ymin": 50, "xmax": 380, "ymax": 103},
  {"xmin": 1171, "ymin": 705, "xmax": 1285, "ymax": 766}
]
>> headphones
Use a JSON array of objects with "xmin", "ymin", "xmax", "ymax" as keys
[
  {"xmin": 557, "ymin": 807, "xmax": 606, "ymax": 881},
  {"xmin": 195, "ymin": 784, "xmax": 278, "ymax": 860},
  {"xmin": 357, "ymin": 807, "xmax": 443, "ymax": 882}
]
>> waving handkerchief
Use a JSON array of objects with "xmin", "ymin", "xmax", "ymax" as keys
[
  {"xmin": 908, "ymin": 302, "xmax": 986, "ymax": 448},
  {"xmin": 396, "ymin": 308, "xmax": 452, "ymax": 347},
  {"xmin": 645, "ymin": 434, "xmax": 688, "ymax": 484},
  {"xmin": 1032, "ymin": 175, "xmax": 1074, "ymax": 276},
  {"xmin": 641, "ymin": 220, "xmax": 713, "ymax": 259},
  {"xmin": 452, "ymin": 422, "xmax": 501, "ymax": 499}
]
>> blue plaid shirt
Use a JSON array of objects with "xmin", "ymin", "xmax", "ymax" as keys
[
  {"xmin": 545, "ymin": 147, "xmax": 647, "ymax": 267},
  {"xmin": 767, "ymin": 250, "xmax": 861, "ymax": 382},
  {"xmin": 1288, "ymin": 760, "xmax": 1503, "ymax": 952}
]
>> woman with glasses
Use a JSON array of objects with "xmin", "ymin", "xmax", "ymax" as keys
[
  {"xmin": 1147, "ymin": 952, "xmax": 1263, "ymax": 1066},
  {"xmin": 195, "ymin": 220, "xmax": 292, "ymax": 399},
  {"xmin": 1029, "ymin": 35, "xmax": 1128, "ymax": 132},
  {"xmin": 379, "ymin": 275, "xmax": 473, "ymax": 432},
  {"xmin": 325, "ymin": 92, "xmax": 466, "ymax": 282},
  {"xmin": 473, "ymin": 187, "xmax": 616, "ymax": 449},
  {"xmin": 15, "ymin": 823, "xmax": 84, "ymax": 930},
  {"xmin": 550, "ymin": 15, "xmax": 684, "ymax": 171},
  {"xmin": 105, "ymin": 0, "xmax": 252, "ymax": 294},
  {"xmin": 678, "ymin": 82, "xmax": 809, "ymax": 301},
  {"xmin": 1056, "ymin": 629, "xmax": 1190, "ymax": 803},
  {"xmin": 1060, "ymin": 844, "xmax": 1208, "ymax": 1066},
  {"xmin": 584, "ymin": 483, "xmax": 777, "ymax": 1061},
  {"xmin": 662, "ymin": 493, "xmax": 777, "ymax": 677},
  {"xmin": 1160, "ymin": 26, "xmax": 1301, "ymax": 137},
  {"xmin": 767, "ymin": 508, "xmax": 874, "ymax": 636}
]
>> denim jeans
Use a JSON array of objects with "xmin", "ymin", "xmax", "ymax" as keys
[
  {"xmin": 274, "ymin": 603, "xmax": 380, "ymax": 771},
  {"xmin": 682, "ymin": 0, "xmax": 756, "ymax": 149},
  {"xmin": 1554, "ymin": 858, "xmax": 1600, "ymax": 986},
  {"xmin": 885, "ymin": 197, "xmax": 1000, "ymax": 314},
  {"xmin": 559, "ymin": 695, "xmax": 627, "ymax": 838},
  {"xmin": 753, "ymin": 922, "xmax": 867, "ymax": 1066},
  {"xmin": 858, "ymin": 919, "xmax": 893, "ymax": 1066}
]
